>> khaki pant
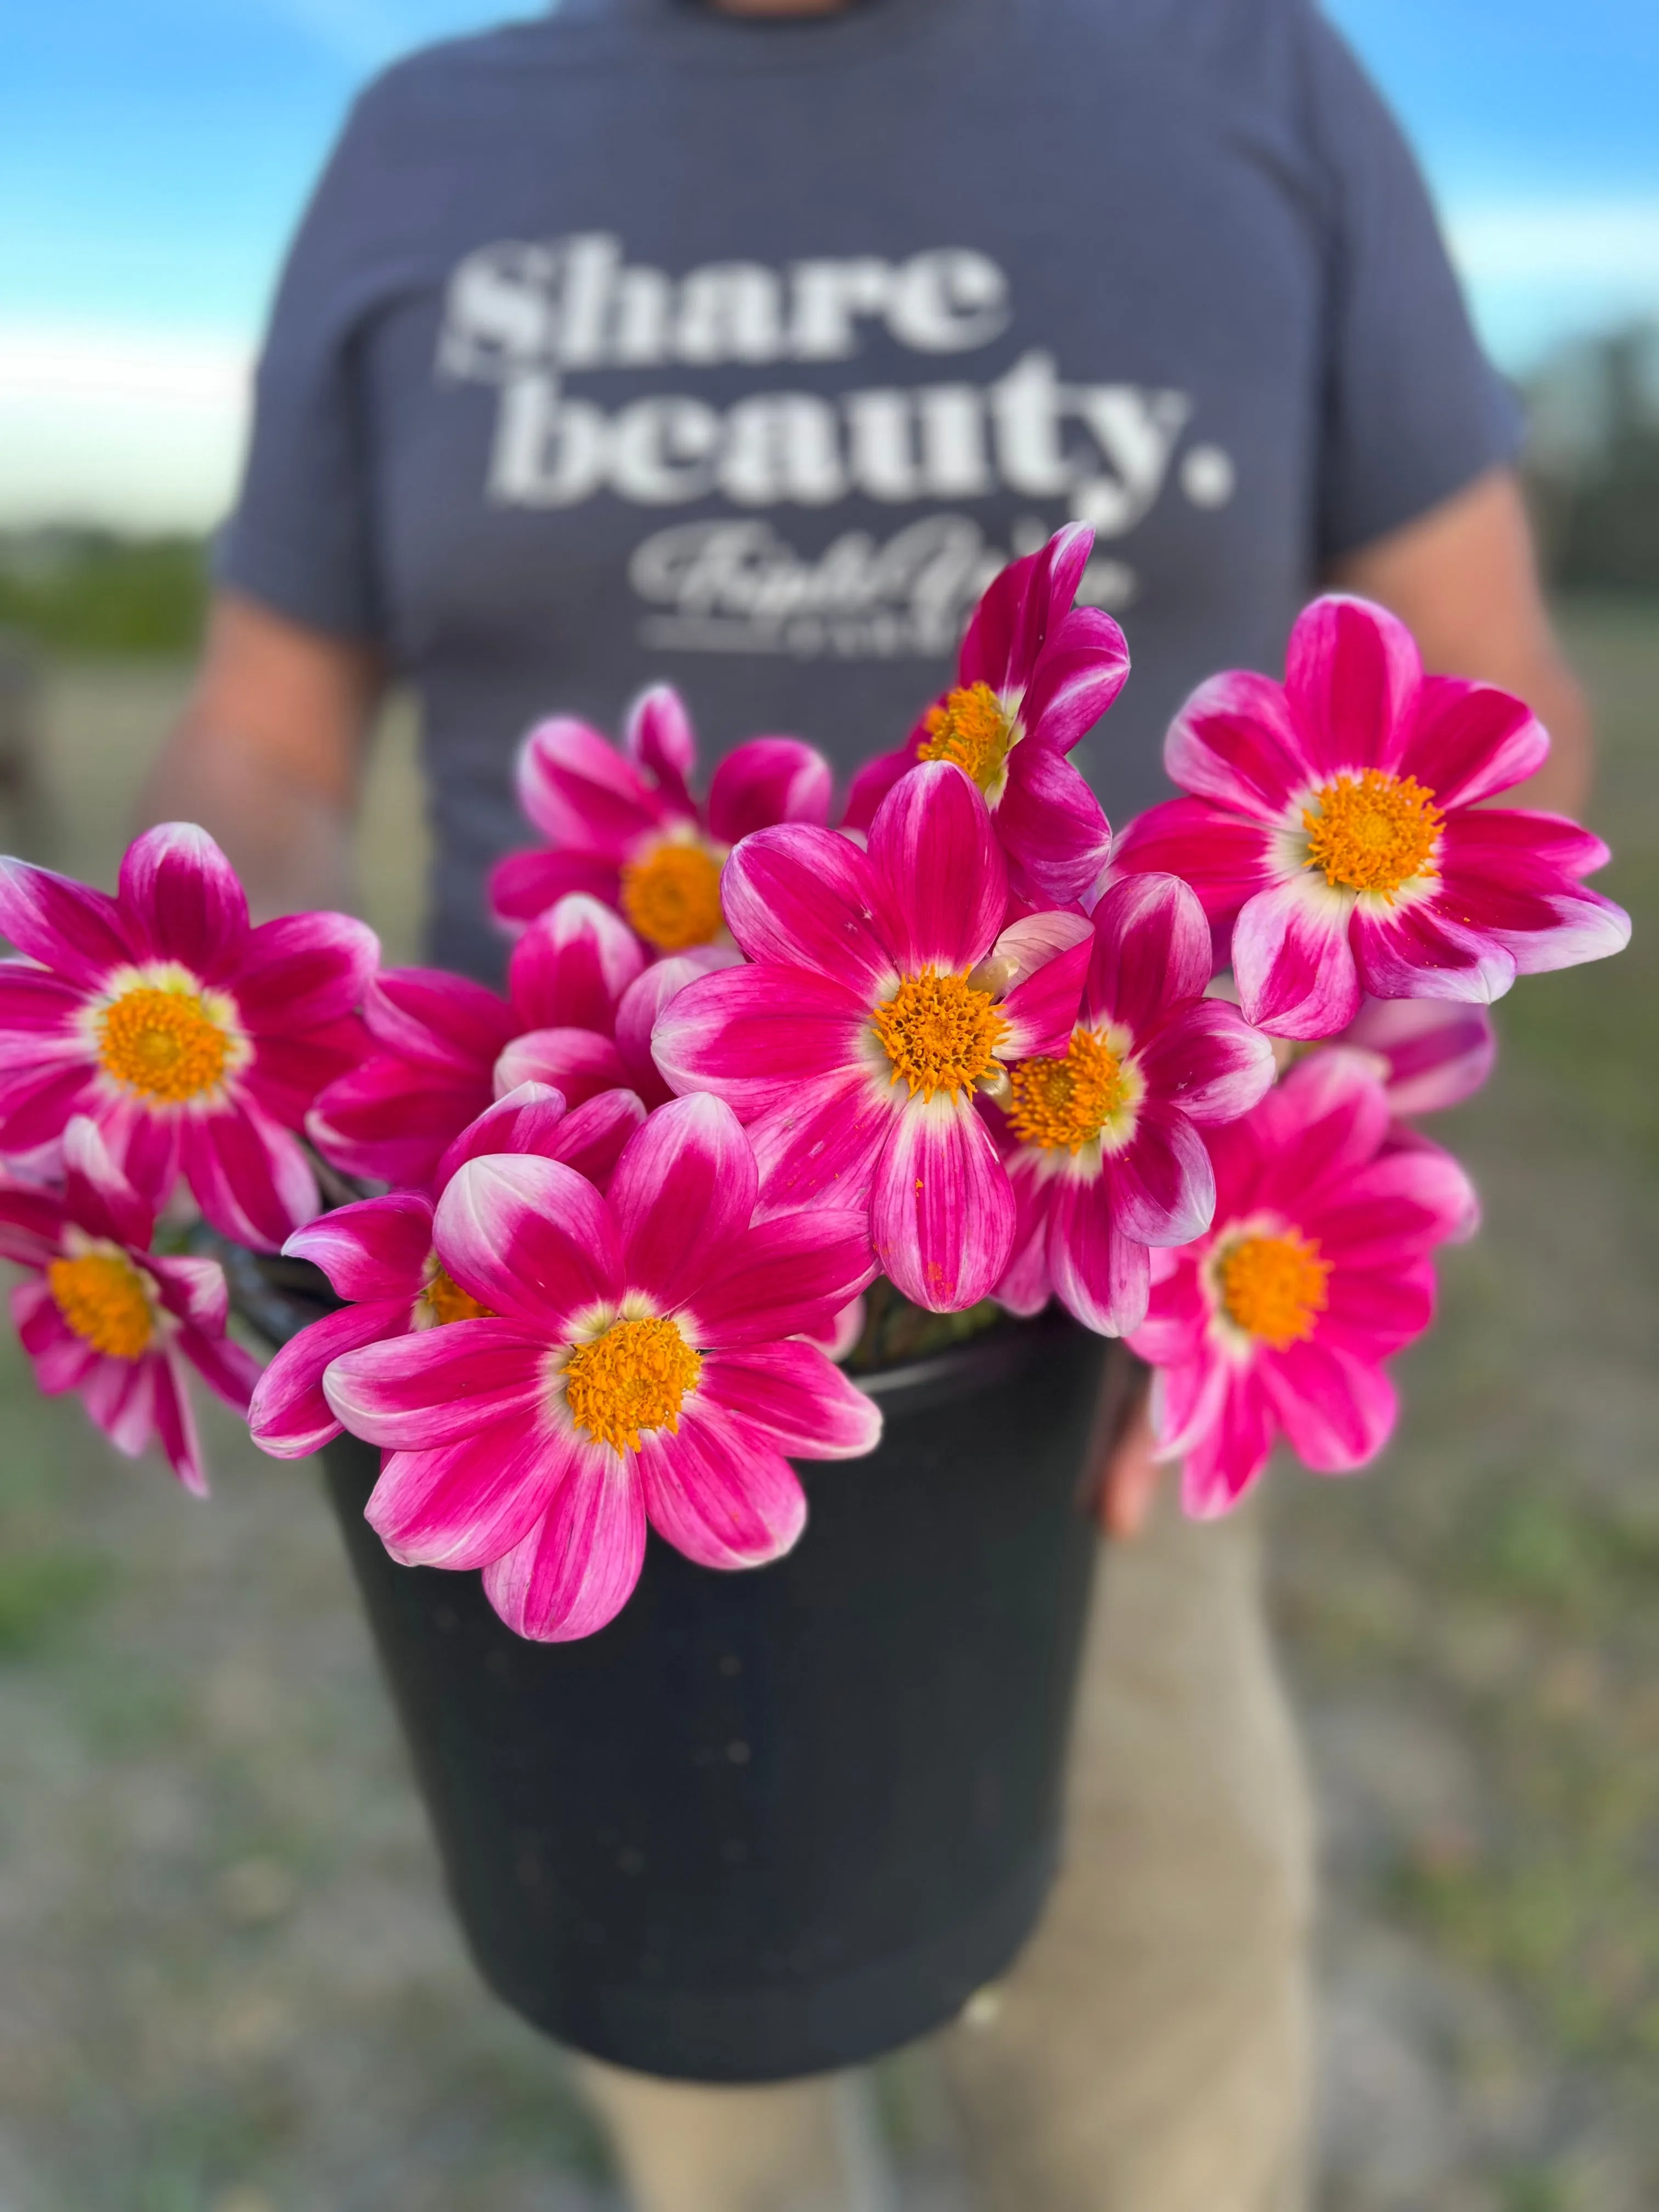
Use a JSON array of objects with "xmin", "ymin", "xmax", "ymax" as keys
[{"xmin": 582, "ymin": 1484, "xmax": 1314, "ymax": 2212}]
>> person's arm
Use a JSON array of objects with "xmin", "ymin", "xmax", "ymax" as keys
[
  {"xmin": 142, "ymin": 592, "xmax": 383, "ymax": 922},
  {"xmin": 1102, "ymin": 466, "xmax": 1594, "ymax": 1537}
]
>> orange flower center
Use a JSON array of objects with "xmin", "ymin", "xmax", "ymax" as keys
[
  {"xmin": 619, "ymin": 840, "xmax": 726, "ymax": 952},
  {"xmin": 1006, "ymin": 1029, "xmax": 1127, "ymax": 1152},
  {"xmin": 48, "ymin": 1251, "xmax": 154, "ymax": 1360},
  {"xmin": 421, "ymin": 1263, "xmax": 494, "ymax": 1328},
  {"xmin": 918, "ymin": 682, "xmax": 1015, "ymax": 798},
  {"xmin": 563, "ymin": 1315, "xmax": 702, "ymax": 1454},
  {"xmin": 872, "ymin": 968, "xmax": 1007, "ymax": 1102},
  {"xmin": 97, "ymin": 984, "xmax": 230, "ymax": 1103},
  {"xmin": 1302, "ymin": 770, "xmax": 1443, "ymax": 898},
  {"xmin": 1218, "ymin": 1231, "xmax": 1330, "ymax": 1351}
]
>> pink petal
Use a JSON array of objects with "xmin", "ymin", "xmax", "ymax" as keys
[
  {"xmin": 1180, "ymin": 1370, "xmax": 1277, "ymax": 1518},
  {"xmin": 1299, "ymin": 1145, "xmax": 1477, "ymax": 1266},
  {"xmin": 1109, "ymin": 799, "xmax": 1275, "ymax": 927},
  {"xmin": 1232, "ymin": 876, "xmax": 1362, "ymax": 1039},
  {"xmin": 247, "ymin": 1297, "xmax": 411, "ymax": 1458},
  {"xmin": 368, "ymin": 1414, "xmax": 577, "ymax": 1570},
  {"xmin": 637, "ymin": 1395, "xmax": 807, "ymax": 1571},
  {"xmin": 152, "ymin": 1350, "xmax": 207, "ymax": 1495},
  {"xmin": 1047, "ymin": 1173, "xmax": 1152, "ymax": 1335},
  {"xmin": 719, "ymin": 825, "xmax": 895, "ymax": 995},
  {"xmin": 1125, "ymin": 1252, "xmax": 1210, "ymax": 1372},
  {"xmin": 1084, "ymin": 872, "xmax": 1213, "ymax": 1037},
  {"xmin": 959, "ymin": 523, "xmax": 1094, "ymax": 695},
  {"xmin": 186, "ymin": 1101, "xmax": 320, "ymax": 1251},
  {"xmin": 483, "ymin": 1454, "xmax": 647, "ymax": 1642},
  {"xmin": 0, "ymin": 1181, "xmax": 65, "ymax": 1268},
  {"xmin": 433, "ymin": 1081, "xmax": 570, "ymax": 1193},
  {"xmin": 146, "ymin": 1252, "xmax": 230, "ymax": 1337},
  {"xmin": 1399, "ymin": 675, "xmax": 1550, "ymax": 808},
  {"xmin": 492, "ymin": 1026, "xmax": 629, "ymax": 1107},
  {"xmin": 702, "ymin": 1341, "xmax": 882, "ymax": 1458},
  {"xmin": 1340, "ymin": 998, "xmax": 1496, "ymax": 1117},
  {"xmin": 541, "ymin": 1087, "xmax": 646, "ymax": 1191},
  {"xmin": 746, "ymin": 1071, "xmax": 896, "ymax": 1216},
  {"xmin": 1110, "ymin": 1106, "xmax": 1216, "ymax": 1247},
  {"xmin": 1283, "ymin": 594, "xmax": 1421, "ymax": 778},
  {"xmin": 651, "ymin": 964, "xmax": 872, "ymax": 1115},
  {"xmin": 614, "ymin": 946, "xmax": 742, "ymax": 1107},
  {"xmin": 995, "ymin": 746, "xmax": 1113, "ymax": 908},
  {"xmin": 516, "ymin": 715, "xmax": 665, "ymax": 855},
  {"xmin": 870, "ymin": 761, "xmax": 1007, "ymax": 974},
  {"xmin": 608, "ymin": 1093, "xmax": 760, "ymax": 1312},
  {"xmin": 229, "ymin": 909, "xmax": 380, "ymax": 1029},
  {"xmin": 173, "ymin": 1324, "xmax": 263, "ymax": 1413},
  {"xmin": 1164, "ymin": 669, "xmax": 1310, "ymax": 822},
  {"xmin": 980, "ymin": 909, "xmax": 1093, "ymax": 989},
  {"xmin": 1500, "ymin": 885, "xmax": 1630, "ymax": 977},
  {"xmin": 1136, "ymin": 1000, "xmax": 1277, "ymax": 1126},
  {"xmin": 98, "ymin": 1096, "xmax": 180, "ymax": 1211},
  {"xmin": 116, "ymin": 822, "xmax": 249, "ymax": 971},
  {"xmin": 13, "ymin": 1280, "xmax": 99, "ymax": 1392},
  {"xmin": 1018, "ymin": 605, "xmax": 1131, "ymax": 754},
  {"xmin": 1317, "ymin": 1261, "xmax": 1436, "ymax": 1361},
  {"xmin": 0, "ymin": 1060, "xmax": 98, "ymax": 1154},
  {"xmin": 624, "ymin": 684, "xmax": 698, "ymax": 815},
  {"xmin": 308, "ymin": 1058, "xmax": 489, "ymax": 1188},
  {"xmin": 707, "ymin": 736, "xmax": 834, "ymax": 845},
  {"xmin": 0, "ymin": 858, "xmax": 137, "ymax": 986},
  {"xmin": 435, "ymin": 1153, "xmax": 623, "ymax": 1335},
  {"xmin": 489, "ymin": 848, "xmax": 622, "ymax": 932},
  {"xmin": 325, "ymin": 1319, "xmax": 550, "ymax": 1450},
  {"xmin": 992, "ymin": 1163, "xmax": 1056, "ymax": 1319},
  {"xmin": 507, "ymin": 893, "xmax": 645, "ymax": 1034},
  {"xmin": 0, "ymin": 962, "xmax": 90, "ymax": 1036},
  {"xmin": 61, "ymin": 1113, "xmax": 154, "ymax": 1249},
  {"xmin": 679, "ymin": 1207, "xmax": 878, "ymax": 1348},
  {"xmin": 1439, "ymin": 804, "xmax": 1610, "ymax": 883},
  {"xmin": 871, "ymin": 1097, "xmax": 1014, "ymax": 1312},
  {"xmin": 1349, "ymin": 900, "xmax": 1517, "ymax": 1006},
  {"xmin": 840, "ymin": 745, "xmax": 913, "ymax": 835},
  {"xmin": 1258, "ymin": 1339, "xmax": 1397, "ymax": 1472},
  {"xmin": 241, "ymin": 1015, "xmax": 368, "ymax": 1127},
  {"xmin": 286, "ymin": 1190, "xmax": 434, "ymax": 1300},
  {"xmin": 996, "ymin": 934, "xmax": 1090, "ymax": 1060},
  {"xmin": 1252, "ymin": 1048, "xmax": 1393, "ymax": 1202},
  {"xmin": 83, "ymin": 1350, "xmax": 157, "ymax": 1458},
  {"xmin": 365, "ymin": 966, "xmax": 513, "ymax": 1067}
]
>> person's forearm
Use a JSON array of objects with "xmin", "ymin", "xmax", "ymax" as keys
[{"xmin": 142, "ymin": 720, "xmax": 357, "ymax": 922}]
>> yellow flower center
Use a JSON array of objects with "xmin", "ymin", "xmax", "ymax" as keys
[
  {"xmin": 1005, "ymin": 1029, "xmax": 1127, "ymax": 1152},
  {"xmin": 918, "ymin": 682, "xmax": 1015, "ymax": 798},
  {"xmin": 563, "ymin": 1314, "xmax": 703, "ymax": 1454},
  {"xmin": 871, "ymin": 968, "xmax": 1007, "ymax": 1102},
  {"xmin": 421, "ymin": 1263, "xmax": 494, "ymax": 1328},
  {"xmin": 48, "ymin": 1251, "xmax": 154, "ymax": 1360},
  {"xmin": 1218, "ymin": 1231, "xmax": 1330, "ymax": 1351},
  {"xmin": 619, "ymin": 840, "xmax": 726, "ymax": 952},
  {"xmin": 97, "ymin": 984, "xmax": 230, "ymax": 1103},
  {"xmin": 1302, "ymin": 770, "xmax": 1443, "ymax": 898}
]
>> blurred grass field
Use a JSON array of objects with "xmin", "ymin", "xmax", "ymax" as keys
[{"xmin": 0, "ymin": 605, "xmax": 1654, "ymax": 2212}]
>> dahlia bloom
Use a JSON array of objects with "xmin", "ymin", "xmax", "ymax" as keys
[
  {"xmin": 0, "ymin": 1116, "xmax": 261, "ymax": 1493},
  {"xmin": 1113, "ymin": 595, "xmax": 1629, "ymax": 1038},
  {"xmin": 652, "ymin": 761, "xmax": 1092, "ymax": 1313},
  {"xmin": 309, "ymin": 893, "xmax": 707, "ymax": 1187},
  {"xmin": 1127, "ymin": 1051, "xmax": 1476, "ymax": 1516},
  {"xmin": 844, "ymin": 525, "xmax": 1127, "ymax": 906},
  {"xmin": 489, "ymin": 684, "xmax": 834, "ymax": 953},
  {"xmin": 991, "ymin": 873, "xmax": 1276, "ymax": 1336},
  {"xmin": 322, "ymin": 1095, "xmax": 881, "ymax": 1643},
  {"xmin": 250, "ymin": 1081, "xmax": 645, "ymax": 1459},
  {"xmin": 0, "ymin": 825, "xmax": 375, "ymax": 1247}
]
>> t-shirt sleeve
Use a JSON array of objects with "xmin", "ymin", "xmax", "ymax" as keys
[
  {"xmin": 215, "ymin": 91, "xmax": 393, "ymax": 641},
  {"xmin": 1295, "ymin": 4, "xmax": 1523, "ymax": 562}
]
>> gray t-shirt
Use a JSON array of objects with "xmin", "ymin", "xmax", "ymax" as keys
[{"xmin": 221, "ymin": 0, "xmax": 1517, "ymax": 981}]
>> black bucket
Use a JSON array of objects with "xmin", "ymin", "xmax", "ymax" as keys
[{"xmin": 320, "ymin": 1313, "xmax": 1124, "ymax": 2081}]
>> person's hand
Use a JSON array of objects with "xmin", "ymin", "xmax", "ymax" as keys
[{"xmin": 1098, "ymin": 1384, "xmax": 1161, "ymax": 1539}]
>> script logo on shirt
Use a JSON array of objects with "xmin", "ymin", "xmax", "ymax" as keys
[{"xmin": 436, "ymin": 232, "xmax": 1236, "ymax": 657}]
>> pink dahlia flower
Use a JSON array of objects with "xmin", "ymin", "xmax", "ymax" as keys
[
  {"xmin": 0, "ymin": 1116, "xmax": 261, "ymax": 1493},
  {"xmin": 1113, "ymin": 594, "xmax": 1630, "ymax": 1039},
  {"xmin": 321, "ymin": 1094, "xmax": 881, "ymax": 1644},
  {"xmin": 250, "ymin": 1081, "xmax": 645, "ymax": 1459},
  {"xmin": 991, "ymin": 873, "xmax": 1276, "ymax": 1336},
  {"xmin": 489, "ymin": 684, "xmax": 834, "ymax": 953},
  {"xmin": 309, "ymin": 892, "xmax": 718, "ymax": 1188},
  {"xmin": 1127, "ymin": 1051, "xmax": 1476, "ymax": 1516},
  {"xmin": 652, "ymin": 761, "xmax": 1092, "ymax": 1313},
  {"xmin": 0, "ymin": 825, "xmax": 375, "ymax": 1247},
  {"xmin": 844, "ymin": 526, "xmax": 1127, "ymax": 906}
]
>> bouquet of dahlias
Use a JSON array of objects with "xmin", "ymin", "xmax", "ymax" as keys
[{"xmin": 0, "ymin": 529, "xmax": 1628, "ymax": 1644}]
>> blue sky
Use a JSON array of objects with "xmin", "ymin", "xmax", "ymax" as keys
[{"xmin": 3, "ymin": 0, "xmax": 1657, "ymax": 523}]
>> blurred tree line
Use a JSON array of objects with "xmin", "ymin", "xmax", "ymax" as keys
[{"xmin": 1, "ymin": 323, "xmax": 1656, "ymax": 662}]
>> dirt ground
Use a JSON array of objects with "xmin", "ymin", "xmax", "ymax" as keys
[{"xmin": 0, "ymin": 605, "xmax": 1654, "ymax": 2211}]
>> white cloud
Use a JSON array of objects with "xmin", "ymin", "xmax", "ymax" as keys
[{"xmin": 0, "ymin": 325, "xmax": 253, "ymax": 531}]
